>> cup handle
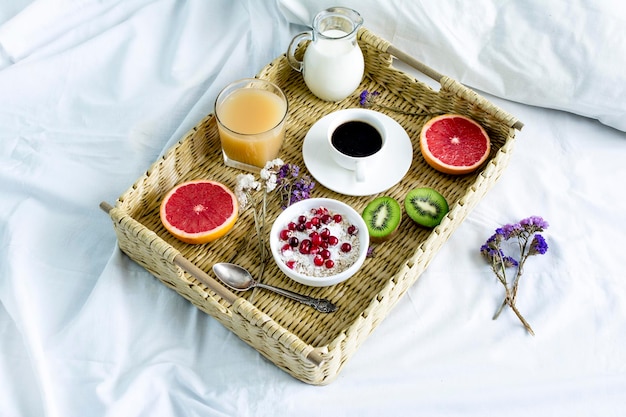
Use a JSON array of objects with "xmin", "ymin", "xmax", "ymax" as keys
[
  {"xmin": 355, "ymin": 160, "xmax": 366, "ymax": 182},
  {"xmin": 287, "ymin": 32, "xmax": 311, "ymax": 72}
]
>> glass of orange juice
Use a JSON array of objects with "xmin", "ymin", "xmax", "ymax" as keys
[{"xmin": 215, "ymin": 78, "xmax": 288, "ymax": 172}]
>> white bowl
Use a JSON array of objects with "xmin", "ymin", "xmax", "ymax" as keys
[{"xmin": 269, "ymin": 198, "xmax": 369, "ymax": 287}]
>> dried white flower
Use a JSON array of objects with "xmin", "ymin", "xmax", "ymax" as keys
[
  {"xmin": 236, "ymin": 173, "xmax": 260, "ymax": 192},
  {"xmin": 235, "ymin": 189, "xmax": 248, "ymax": 211},
  {"xmin": 268, "ymin": 158, "xmax": 284, "ymax": 169},
  {"xmin": 235, "ymin": 173, "xmax": 261, "ymax": 211},
  {"xmin": 259, "ymin": 158, "xmax": 282, "ymax": 192},
  {"xmin": 260, "ymin": 168, "xmax": 271, "ymax": 181},
  {"xmin": 265, "ymin": 174, "xmax": 277, "ymax": 192}
]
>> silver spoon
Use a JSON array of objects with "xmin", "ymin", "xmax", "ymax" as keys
[{"xmin": 212, "ymin": 262, "xmax": 337, "ymax": 313}]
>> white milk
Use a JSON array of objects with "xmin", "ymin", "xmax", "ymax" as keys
[{"xmin": 302, "ymin": 29, "xmax": 364, "ymax": 102}]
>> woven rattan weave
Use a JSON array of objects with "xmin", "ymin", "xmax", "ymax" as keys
[{"xmin": 102, "ymin": 28, "xmax": 521, "ymax": 385}]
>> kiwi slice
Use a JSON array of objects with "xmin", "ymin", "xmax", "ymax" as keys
[
  {"xmin": 404, "ymin": 188, "xmax": 449, "ymax": 228},
  {"xmin": 362, "ymin": 196, "xmax": 402, "ymax": 242}
]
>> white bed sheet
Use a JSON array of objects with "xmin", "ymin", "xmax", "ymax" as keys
[{"xmin": 1, "ymin": 1, "xmax": 625, "ymax": 416}]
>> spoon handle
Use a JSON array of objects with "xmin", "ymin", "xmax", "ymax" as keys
[{"xmin": 256, "ymin": 283, "xmax": 337, "ymax": 313}]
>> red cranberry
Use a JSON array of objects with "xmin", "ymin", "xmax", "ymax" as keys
[
  {"xmin": 299, "ymin": 239, "xmax": 311, "ymax": 254},
  {"xmin": 311, "ymin": 233, "xmax": 323, "ymax": 246},
  {"xmin": 320, "ymin": 249, "xmax": 331, "ymax": 260},
  {"xmin": 327, "ymin": 235, "xmax": 339, "ymax": 246},
  {"xmin": 325, "ymin": 259, "xmax": 335, "ymax": 268},
  {"xmin": 341, "ymin": 242, "xmax": 352, "ymax": 252},
  {"xmin": 279, "ymin": 229, "xmax": 290, "ymax": 240},
  {"xmin": 313, "ymin": 254, "xmax": 324, "ymax": 266}
]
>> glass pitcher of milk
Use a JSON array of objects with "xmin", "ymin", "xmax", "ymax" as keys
[{"xmin": 287, "ymin": 7, "xmax": 364, "ymax": 102}]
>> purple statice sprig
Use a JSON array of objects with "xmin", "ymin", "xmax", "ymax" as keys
[
  {"xmin": 480, "ymin": 215, "xmax": 550, "ymax": 336},
  {"xmin": 359, "ymin": 90, "xmax": 433, "ymax": 116},
  {"xmin": 275, "ymin": 163, "xmax": 315, "ymax": 209},
  {"xmin": 359, "ymin": 90, "xmax": 380, "ymax": 106}
]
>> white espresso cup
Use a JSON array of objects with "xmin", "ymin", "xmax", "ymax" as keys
[{"xmin": 327, "ymin": 109, "xmax": 386, "ymax": 182}]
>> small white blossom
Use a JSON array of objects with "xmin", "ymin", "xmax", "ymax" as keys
[
  {"xmin": 267, "ymin": 158, "xmax": 284, "ymax": 169},
  {"xmin": 260, "ymin": 158, "xmax": 281, "ymax": 180},
  {"xmin": 235, "ymin": 190, "xmax": 248, "ymax": 211},
  {"xmin": 236, "ymin": 173, "xmax": 261, "ymax": 192},
  {"xmin": 260, "ymin": 168, "xmax": 271, "ymax": 181},
  {"xmin": 260, "ymin": 159, "xmax": 282, "ymax": 191},
  {"xmin": 265, "ymin": 174, "xmax": 277, "ymax": 192},
  {"xmin": 235, "ymin": 173, "xmax": 261, "ymax": 211}
]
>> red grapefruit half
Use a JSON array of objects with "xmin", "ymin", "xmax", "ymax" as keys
[
  {"xmin": 159, "ymin": 180, "xmax": 238, "ymax": 244},
  {"xmin": 420, "ymin": 114, "xmax": 491, "ymax": 175}
]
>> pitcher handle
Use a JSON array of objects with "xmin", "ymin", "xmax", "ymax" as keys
[{"xmin": 287, "ymin": 32, "xmax": 311, "ymax": 72}]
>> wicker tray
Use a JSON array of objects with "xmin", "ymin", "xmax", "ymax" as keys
[{"xmin": 101, "ymin": 28, "xmax": 521, "ymax": 385}]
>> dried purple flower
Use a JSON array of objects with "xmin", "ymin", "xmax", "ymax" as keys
[
  {"xmin": 520, "ymin": 215, "xmax": 549, "ymax": 230},
  {"xmin": 273, "ymin": 163, "xmax": 315, "ymax": 209},
  {"xmin": 359, "ymin": 90, "xmax": 369, "ymax": 106},
  {"xmin": 480, "ymin": 243, "xmax": 499, "ymax": 261},
  {"xmin": 277, "ymin": 163, "xmax": 300, "ymax": 181},
  {"xmin": 530, "ymin": 234, "xmax": 548, "ymax": 255},
  {"xmin": 499, "ymin": 223, "xmax": 522, "ymax": 239},
  {"xmin": 286, "ymin": 178, "xmax": 315, "ymax": 207},
  {"xmin": 480, "ymin": 216, "xmax": 550, "ymax": 336},
  {"xmin": 480, "ymin": 243, "xmax": 519, "ymax": 268},
  {"xmin": 359, "ymin": 90, "xmax": 380, "ymax": 106},
  {"xmin": 503, "ymin": 256, "xmax": 519, "ymax": 268}
]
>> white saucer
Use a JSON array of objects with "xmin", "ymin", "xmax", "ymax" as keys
[{"xmin": 303, "ymin": 109, "xmax": 413, "ymax": 196}]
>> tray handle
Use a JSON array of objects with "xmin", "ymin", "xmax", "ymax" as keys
[
  {"xmin": 172, "ymin": 254, "xmax": 238, "ymax": 304},
  {"xmin": 99, "ymin": 201, "xmax": 325, "ymax": 367},
  {"xmin": 385, "ymin": 43, "xmax": 524, "ymax": 131},
  {"xmin": 386, "ymin": 44, "xmax": 445, "ymax": 84},
  {"xmin": 99, "ymin": 201, "xmax": 237, "ymax": 304}
]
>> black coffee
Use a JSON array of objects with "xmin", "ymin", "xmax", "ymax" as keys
[{"xmin": 331, "ymin": 121, "xmax": 382, "ymax": 157}]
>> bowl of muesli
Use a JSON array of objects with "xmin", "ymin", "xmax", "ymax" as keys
[{"xmin": 269, "ymin": 198, "xmax": 369, "ymax": 287}]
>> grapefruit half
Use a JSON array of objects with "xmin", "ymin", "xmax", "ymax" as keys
[
  {"xmin": 420, "ymin": 114, "xmax": 491, "ymax": 175},
  {"xmin": 159, "ymin": 180, "xmax": 238, "ymax": 244}
]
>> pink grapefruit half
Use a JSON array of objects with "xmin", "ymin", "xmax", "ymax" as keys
[
  {"xmin": 420, "ymin": 114, "xmax": 491, "ymax": 175},
  {"xmin": 159, "ymin": 180, "xmax": 238, "ymax": 244}
]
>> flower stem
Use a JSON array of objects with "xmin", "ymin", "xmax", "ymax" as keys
[
  {"xmin": 509, "ymin": 301, "xmax": 535, "ymax": 336},
  {"xmin": 492, "ymin": 298, "xmax": 507, "ymax": 320},
  {"xmin": 493, "ymin": 294, "xmax": 535, "ymax": 336},
  {"xmin": 367, "ymin": 102, "xmax": 435, "ymax": 116},
  {"xmin": 253, "ymin": 192, "xmax": 268, "ymax": 264}
]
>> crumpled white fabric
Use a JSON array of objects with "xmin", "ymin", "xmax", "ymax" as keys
[
  {"xmin": 1, "ymin": 1, "xmax": 625, "ymax": 416},
  {"xmin": 278, "ymin": 0, "xmax": 626, "ymax": 132},
  {"xmin": 0, "ymin": 1, "xmax": 296, "ymax": 416}
]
